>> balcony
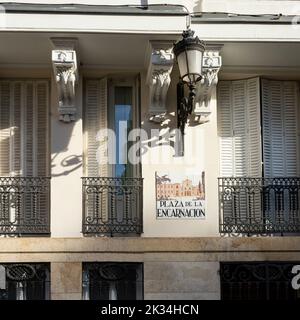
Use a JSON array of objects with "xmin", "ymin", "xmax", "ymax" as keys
[
  {"xmin": 219, "ymin": 177, "xmax": 300, "ymax": 235},
  {"xmin": 82, "ymin": 177, "xmax": 143, "ymax": 236},
  {"xmin": 0, "ymin": 177, "xmax": 50, "ymax": 236}
]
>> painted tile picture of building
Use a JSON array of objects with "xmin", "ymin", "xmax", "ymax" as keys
[
  {"xmin": 156, "ymin": 172, "xmax": 206, "ymax": 219},
  {"xmin": 156, "ymin": 172, "xmax": 205, "ymax": 200}
]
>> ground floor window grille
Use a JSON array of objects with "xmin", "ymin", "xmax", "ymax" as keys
[
  {"xmin": 82, "ymin": 263, "xmax": 143, "ymax": 300},
  {"xmin": 220, "ymin": 262, "xmax": 300, "ymax": 300},
  {"xmin": 0, "ymin": 263, "xmax": 50, "ymax": 300}
]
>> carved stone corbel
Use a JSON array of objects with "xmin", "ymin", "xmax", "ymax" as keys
[
  {"xmin": 194, "ymin": 45, "xmax": 222, "ymax": 123},
  {"xmin": 146, "ymin": 41, "xmax": 174, "ymax": 123},
  {"xmin": 51, "ymin": 38, "xmax": 78, "ymax": 122}
]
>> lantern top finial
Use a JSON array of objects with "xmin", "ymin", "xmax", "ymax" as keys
[{"xmin": 173, "ymin": 28, "xmax": 205, "ymax": 58}]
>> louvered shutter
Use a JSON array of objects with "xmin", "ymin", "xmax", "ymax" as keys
[
  {"xmin": 284, "ymin": 82, "xmax": 299, "ymax": 176},
  {"xmin": 23, "ymin": 81, "xmax": 49, "ymax": 226},
  {"xmin": 218, "ymin": 81, "xmax": 234, "ymax": 176},
  {"xmin": 85, "ymin": 80, "xmax": 100, "ymax": 177},
  {"xmin": 0, "ymin": 80, "xmax": 49, "ymax": 230},
  {"xmin": 98, "ymin": 78, "xmax": 108, "ymax": 177},
  {"xmin": 0, "ymin": 80, "xmax": 48, "ymax": 176},
  {"xmin": 85, "ymin": 78, "xmax": 108, "ymax": 177},
  {"xmin": 35, "ymin": 81, "xmax": 49, "ymax": 230},
  {"xmin": 95, "ymin": 78, "xmax": 108, "ymax": 222},
  {"xmin": 0, "ymin": 82, "xmax": 11, "ymax": 176},
  {"xmin": 35, "ymin": 81, "xmax": 49, "ymax": 176},
  {"xmin": 11, "ymin": 82, "xmax": 22, "ymax": 176},
  {"xmin": 85, "ymin": 79, "xmax": 109, "ymax": 225},
  {"xmin": 262, "ymin": 79, "xmax": 299, "ymax": 177},
  {"xmin": 22, "ymin": 81, "xmax": 48, "ymax": 176},
  {"xmin": 247, "ymin": 78, "xmax": 262, "ymax": 176},
  {"xmin": 24, "ymin": 82, "xmax": 34, "ymax": 176},
  {"xmin": 23, "ymin": 82, "xmax": 35, "ymax": 223},
  {"xmin": 218, "ymin": 78, "xmax": 261, "ymax": 177},
  {"xmin": 232, "ymin": 80, "xmax": 248, "ymax": 176},
  {"xmin": 218, "ymin": 78, "xmax": 262, "ymax": 224}
]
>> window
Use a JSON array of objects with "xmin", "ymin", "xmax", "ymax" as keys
[
  {"xmin": 82, "ymin": 263, "xmax": 143, "ymax": 300},
  {"xmin": 82, "ymin": 77, "xmax": 143, "ymax": 236},
  {"xmin": 0, "ymin": 81, "xmax": 50, "ymax": 235},
  {"xmin": 0, "ymin": 263, "xmax": 50, "ymax": 300},
  {"xmin": 84, "ymin": 77, "xmax": 140, "ymax": 178},
  {"xmin": 220, "ymin": 262, "xmax": 300, "ymax": 300},
  {"xmin": 0, "ymin": 80, "xmax": 49, "ymax": 177},
  {"xmin": 218, "ymin": 78, "xmax": 299, "ymax": 178},
  {"xmin": 218, "ymin": 78, "xmax": 300, "ymax": 234},
  {"xmin": 112, "ymin": 86, "xmax": 133, "ymax": 178}
]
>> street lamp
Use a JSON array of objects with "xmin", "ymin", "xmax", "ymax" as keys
[{"xmin": 173, "ymin": 29, "xmax": 205, "ymax": 156}]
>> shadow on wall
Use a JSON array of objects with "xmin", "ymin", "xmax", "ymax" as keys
[
  {"xmin": 141, "ymin": 62, "xmax": 207, "ymax": 157},
  {"xmin": 140, "ymin": 0, "xmax": 148, "ymax": 7},
  {"xmin": 193, "ymin": 0, "xmax": 204, "ymax": 13},
  {"xmin": 51, "ymin": 154, "xmax": 82, "ymax": 177},
  {"xmin": 51, "ymin": 120, "xmax": 82, "ymax": 177},
  {"xmin": 140, "ymin": 111, "xmax": 206, "ymax": 159}
]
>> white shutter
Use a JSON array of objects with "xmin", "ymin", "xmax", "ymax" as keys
[
  {"xmin": 85, "ymin": 80, "xmax": 100, "ymax": 177},
  {"xmin": 0, "ymin": 80, "xmax": 49, "ymax": 177},
  {"xmin": 0, "ymin": 82, "xmax": 11, "ymax": 176},
  {"xmin": 85, "ymin": 79, "xmax": 109, "ymax": 224},
  {"xmin": 35, "ymin": 81, "xmax": 49, "ymax": 176},
  {"xmin": 11, "ymin": 82, "xmax": 22, "ymax": 176},
  {"xmin": 218, "ymin": 78, "xmax": 261, "ymax": 177},
  {"xmin": 284, "ymin": 82, "xmax": 299, "ymax": 176},
  {"xmin": 98, "ymin": 78, "xmax": 108, "ymax": 177},
  {"xmin": 218, "ymin": 81, "xmax": 234, "ymax": 176},
  {"xmin": 24, "ymin": 82, "xmax": 34, "ymax": 176},
  {"xmin": 232, "ymin": 80, "xmax": 248, "ymax": 177},
  {"xmin": 35, "ymin": 81, "xmax": 49, "ymax": 226},
  {"xmin": 247, "ymin": 78, "xmax": 262, "ymax": 176},
  {"xmin": 262, "ymin": 79, "xmax": 299, "ymax": 177},
  {"xmin": 85, "ymin": 78, "xmax": 108, "ymax": 177}
]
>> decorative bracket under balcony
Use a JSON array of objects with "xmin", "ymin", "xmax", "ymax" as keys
[
  {"xmin": 146, "ymin": 41, "xmax": 174, "ymax": 123},
  {"xmin": 51, "ymin": 38, "xmax": 78, "ymax": 123},
  {"xmin": 193, "ymin": 45, "xmax": 223, "ymax": 123}
]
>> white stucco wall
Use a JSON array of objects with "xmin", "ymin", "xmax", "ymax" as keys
[
  {"xmin": 50, "ymin": 76, "xmax": 83, "ymax": 237},
  {"xmin": 2, "ymin": 0, "xmax": 300, "ymax": 238},
  {"xmin": 47, "ymin": 66, "xmax": 220, "ymax": 237},
  {"xmin": 141, "ymin": 70, "xmax": 219, "ymax": 237}
]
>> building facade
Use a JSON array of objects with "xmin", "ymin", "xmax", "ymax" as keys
[{"xmin": 0, "ymin": 0, "xmax": 300, "ymax": 300}]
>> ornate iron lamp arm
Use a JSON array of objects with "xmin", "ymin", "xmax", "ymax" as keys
[{"xmin": 177, "ymin": 80, "xmax": 196, "ymax": 156}]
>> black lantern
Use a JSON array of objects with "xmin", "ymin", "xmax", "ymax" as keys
[{"xmin": 173, "ymin": 29, "xmax": 205, "ymax": 156}]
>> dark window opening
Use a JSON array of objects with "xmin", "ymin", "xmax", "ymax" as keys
[
  {"xmin": 82, "ymin": 262, "xmax": 143, "ymax": 300},
  {"xmin": 0, "ymin": 263, "xmax": 50, "ymax": 300},
  {"xmin": 220, "ymin": 262, "xmax": 300, "ymax": 300}
]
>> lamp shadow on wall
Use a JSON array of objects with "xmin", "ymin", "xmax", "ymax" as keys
[
  {"xmin": 51, "ymin": 154, "xmax": 82, "ymax": 177},
  {"xmin": 51, "ymin": 120, "xmax": 83, "ymax": 177},
  {"xmin": 193, "ymin": 0, "xmax": 204, "ymax": 13},
  {"xmin": 140, "ymin": 0, "xmax": 148, "ymax": 7},
  {"xmin": 140, "ymin": 111, "xmax": 206, "ymax": 158}
]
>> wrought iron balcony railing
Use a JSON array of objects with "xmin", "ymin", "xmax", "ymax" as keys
[
  {"xmin": 0, "ymin": 177, "xmax": 50, "ymax": 235},
  {"xmin": 219, "ymin": 177, "xmax": 300, "ymax": 235},
  {"xmin": 82, "ymin": 177, "xmax": 143, "ymax": 236}
]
